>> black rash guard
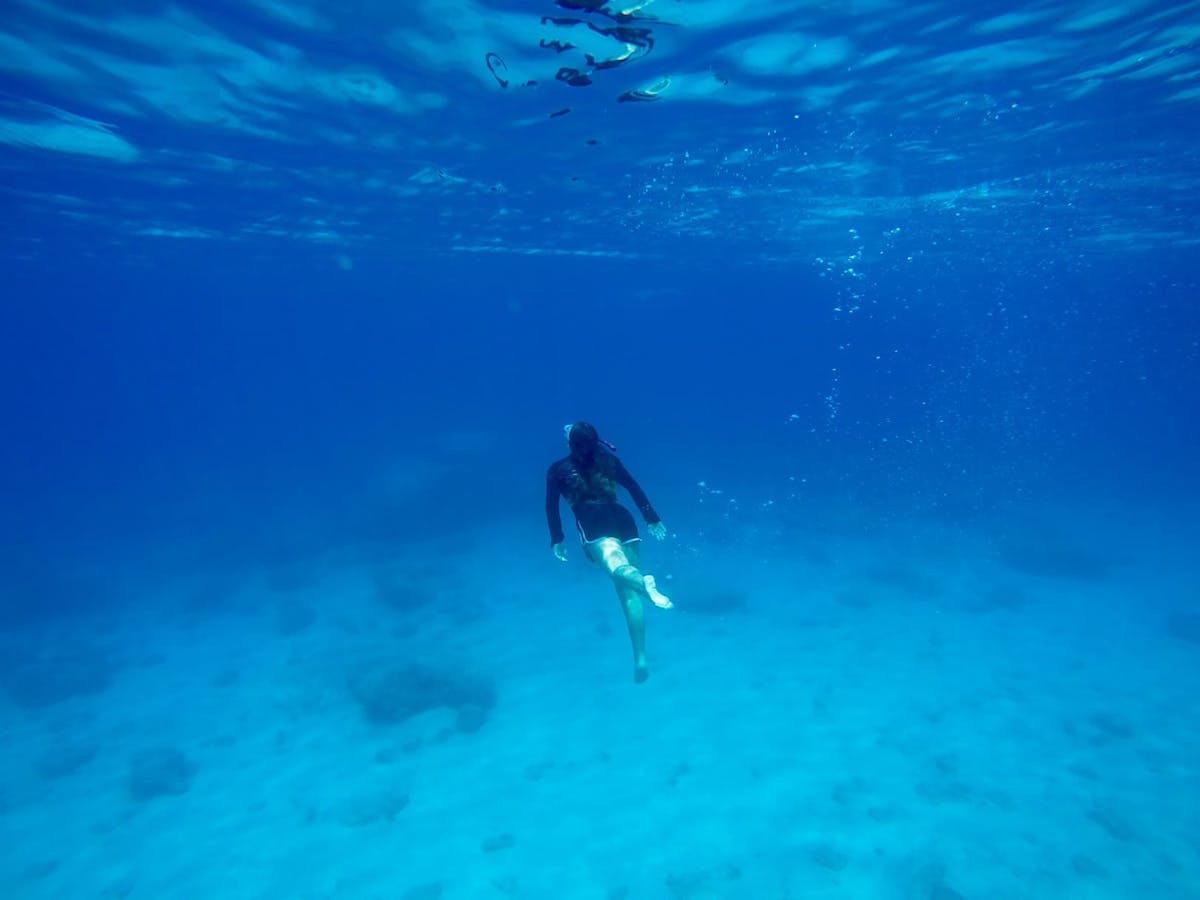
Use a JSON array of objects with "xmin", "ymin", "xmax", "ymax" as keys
[{"xmin": 545, "ymin": 449, "xmax": 660, "ymax": 546}]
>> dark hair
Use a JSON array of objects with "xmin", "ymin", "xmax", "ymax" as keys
[{"xmin": 568, "ymin": 421, "xmax": 600, "ymax": 467}]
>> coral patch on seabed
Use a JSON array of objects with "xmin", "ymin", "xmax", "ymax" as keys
[
  {"xmin": 1165, "ymin": 610, "xmax": 1200, "ymax": 643},
  {"xmin": 0, "ymin": 644, "xmax": 117, "ymax": 709},
  {"xmin": 127, "ymin": 747, "xmax": 197, "ymax": 803},
  {"xmin": 346, "ymin": 660, "xmax": 497, "ymax": 733},
  {"xmin": 999, "ymin": 540, "xmax": 1113, "ymax": 581},
  {"xmin": 679, "ymin": 586, "xmax": 748, "ymax": 616}
]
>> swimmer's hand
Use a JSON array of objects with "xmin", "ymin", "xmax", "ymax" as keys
[
  {"xmin": 648, "ymin": 522, "xmax": 667, "ymax": 541},
  {"xmin": 552, "ymin": 543, "xmax": 568, "ymax": 562}
]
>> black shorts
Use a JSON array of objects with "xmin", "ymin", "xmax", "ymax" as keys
[{"xmin": 573, "ymin": 501, "xmax": 640, "ymax": 544}]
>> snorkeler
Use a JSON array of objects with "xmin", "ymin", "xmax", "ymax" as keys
[{"xmin": 546, "ymin": 422, "xmax": 673, "ymax": 683}]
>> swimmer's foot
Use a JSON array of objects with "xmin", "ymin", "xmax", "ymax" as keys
[
  {"xmin": 643, "ymin": 575, "xmax": 673, "ymax": 610},
  {"xmin": 634, "ymin": 656, "xmax": 649, "ymax": 683}
]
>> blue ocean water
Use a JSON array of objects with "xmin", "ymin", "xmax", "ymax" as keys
[{"xmin": 1, "ymin": 1, "xmax": 1198, "ymax": 897}]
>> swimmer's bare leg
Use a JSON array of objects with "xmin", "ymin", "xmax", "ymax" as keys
[
  {"xmin": 595, "ymin": 538, "xmax": 660, "ymax": 681},
  {"xmin": 641, "ymin": 574, "xmax": 673, "ymax": 609},
  {"xmin": 597, "ymin": 538, "xmax": 672, "ymax": 607},
  {"xmin": 615, "ymin": 579, "xmax": 648, "ymax": 683},
  {"xmin": 623, "ymin": 540, "xmax": 672, "ymax": 609}
]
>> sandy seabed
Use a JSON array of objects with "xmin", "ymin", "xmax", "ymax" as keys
[{"xmin": 1, "ymin": 507, "xmax": 1197, "ymax": 900}]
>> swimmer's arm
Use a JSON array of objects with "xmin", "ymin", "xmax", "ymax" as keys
[{"xmin": 545, "ymin": 466, "xmax": 566, "ymax": 546}]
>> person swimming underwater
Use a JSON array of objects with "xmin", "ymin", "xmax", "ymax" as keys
[{"xmin": 545, "ymin": 421, "xmax": 672, "ymax": 683}]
